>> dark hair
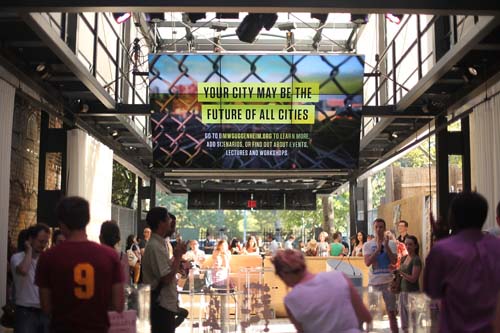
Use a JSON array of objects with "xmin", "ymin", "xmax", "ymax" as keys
[
  {"xmin": 17, "ymin": 229, "xmax": 30, "ymax": 252},
  {"xmin": 100, "ymin": 220, "xmax": 121, "ymax": 247},
  {"xmin": 373, "ymin": 218, "xmax": 386, "ymax": 227},
  {"xmin": 355, "ymin": 231, "xmax": 367, "ymax": 245},
  {"xmin": 28, "ymin": 223, "xmax": 50, "ymax": 240},
  {"xmin": 448, "ymin": 192, "xmax": 488, "ymax": 231},
  {"xmin": 126, "ymin": 234, "xmax": 136, "ymax": 249},
  {"xmin": 405, "ymin": 235, "xmax": 420, "ymax": 255},
  {"xmin": 56, "ymin": 196, "xmax": 90, "ymax": 230},
  {"xmin": 230, "ymin": 238, "xmax": 240, "ymax": 248},
  {"xmin": 272, "ymin": 249, "xmax": 306, "ymax": 277},
  {"xmin": 497, "ymin": 200, "xmax": 500, "ymax": 218},
  {"xmin": 332, "ymin": 232, "xmax": 341, "ymax": 241},
  {"xmin": 168, "ymin": 212, "xmax": 176, "ymax": 222},
  {"xmin": 146, "ymin": 207, "xmax": 169, "ymax": 231},
  {"xmin": 399, "ymin": 220, "xmax": 409, "ymax": 228}
]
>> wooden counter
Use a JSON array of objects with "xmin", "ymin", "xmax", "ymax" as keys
[{"xmin": 262, "ymin": 256, "xmax": 370, "ymax": 317}]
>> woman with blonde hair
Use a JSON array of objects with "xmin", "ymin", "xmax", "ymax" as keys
[
  {"xmin": 272, "ymin": 249, "xmax": 371, "ymax": 332},
  {"xmin": 211, "ymin": 240, "xmax": 231, "ymax": 289},
  {"xmin": 305, "ymin": 239, "xmax": 318, "ymax": 257},
  {"xmin": 317, "ymin": 231, "xmax": 330, "ymax": 257}
]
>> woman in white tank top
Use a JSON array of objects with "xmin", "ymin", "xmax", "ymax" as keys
[{"xmin": 272, "ymin": 249, "xmax": 372, "ymax": 333}]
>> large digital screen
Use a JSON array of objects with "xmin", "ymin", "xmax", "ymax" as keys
[{"xmin": 149, "ymin": 54, "xmax": 364, "ymax": 170}]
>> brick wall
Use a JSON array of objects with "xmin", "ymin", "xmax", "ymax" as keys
[
  {"xmin": 8, "ymin": 96, "xmax": 41, "ymax": 245},
  {"xmin": 8, "ymin": 96, "xmax": 63, "ymax": 247}
]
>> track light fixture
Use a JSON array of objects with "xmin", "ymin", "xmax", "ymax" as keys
[
  {"xmin": 210, "ymin": 21, "xmax": 228, "ymax": 31},
  {"xmin": 310, "ymin": 13, "xmax": 328, "ymax": 24},
  {"xmin": 186, "ymin": 13, "xmax": 206, "ymax": 24},
  {"xmin": 277, "ymin": 22, "xmax": 296, "ymax": 31},
  {"xmin": 112, "ymin": 13, "xmax": 132, "ymax": 24},
  {"xmin": 145, "ymin": 13, "xmax": 165, "ymax": 23},
  {"xmin": 35, "ymin": 63, "xmax": 51, "ymax": 80},
  {"xmin": 236, "ymin": 13, "xmax": 278, "ymax": 43},
  {"xmin": 386, "ymin": 14, "xmax": 404, "ymax": 24},
  {"xmin": 351, "ymin": 14, "xmax": 369, "ymax": 25}
]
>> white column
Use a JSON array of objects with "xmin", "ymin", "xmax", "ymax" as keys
[
  {"xmin": 470, "ymin": 91, "xmax": 500, "ymax": 231},
  {"xmin": 66, "ymin": 129, "xmax": 114, "ymax": 242},
  {"xmin": 0, "ymin": 79, "xmax": 15, "ymax": 315}
]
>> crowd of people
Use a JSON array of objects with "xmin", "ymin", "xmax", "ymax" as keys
[{"xmin": 3, "ymin": 192, "xmax": 500, "ymax": 333}]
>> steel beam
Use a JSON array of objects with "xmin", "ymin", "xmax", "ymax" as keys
[
  {"xmin": 22, "ymin": 13, "xmax": 116, "ymax": 109},
  {"xmin": 360, "ymin": 15, "xmax": 499, "ymax": 151},
  {"xmin": 397, "ymin": 16, "xmax": 500, "ymax": 111},
  {"xmin": 77, "ymin": 103, "xmax": 151, "ymax": 116},
  {"xmin": 362, "ymin": 105, "xmax": 437, "ymax": 118},
  {"xmin": 2, "ymin": 1, "xmax": 500, "ymax": 15}
]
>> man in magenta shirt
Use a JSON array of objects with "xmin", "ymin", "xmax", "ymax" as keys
[
  {"xmin": 35, "ymin": 196, "xmax": 124, "ymax": 333},
  {"xmin": 424, "ymin": 192, "xmax": 500, "ymax": 333}
]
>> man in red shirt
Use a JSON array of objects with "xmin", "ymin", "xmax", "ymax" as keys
[{"xmin": 35, "ymin": 196, "xmax": 124, "ymax": 333}]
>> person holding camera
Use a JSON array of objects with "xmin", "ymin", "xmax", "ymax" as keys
[{"xmin": 363, "ymin": 218, "xmax": 398, "ymax": 333}]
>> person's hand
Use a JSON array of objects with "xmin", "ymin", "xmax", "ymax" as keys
[
  {"xmin": 174, "ymin": 242, "xmax": 187, "ymax": 258},
  {"xmin": 24, "ymin": 241, "xmax": 32, "ymax": 253}
]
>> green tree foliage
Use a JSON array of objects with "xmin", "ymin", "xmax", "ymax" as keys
[
  {"xmin": 371, "ymin": 170, "xmax": 386, "ymax": 209},
  {"xmin": 156, "ymin": 192, "xmax": 350, "ymax": 240},
  {"xmin": 111, "ymin": 161, "xmax": 136, "ymax": 208}
]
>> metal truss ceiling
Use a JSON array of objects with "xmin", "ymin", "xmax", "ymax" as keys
[{"xmin": 1, "ymin": 1, "xmax": 500, "ymax": 15}]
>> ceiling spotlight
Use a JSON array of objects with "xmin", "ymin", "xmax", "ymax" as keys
[
  {"xmin": 386, "ymin": 14, "xmax": 404, "ymax": 24},
  {"xmin": 186, "ymin": 13, "xmax": 206, "ymax": 24},
  {"xmin": 261, "ymin": 13, "xmax": 278, "ymax": 30},
  {"xmin": 390, "ymin": 132, "xmax": 398, "ymax": 139},
  {"xmin": 210, "ymin": 21, "xmax": 228, "ymax": 31},
  {"xmin": 36, "ymin": 63, "xmax": 46, "ymax": 72},
  {"xmin": 467, "ymin": 66, "xmax": 478, "ymax": 76},
  {"xmin": 111, "ymin": 129, "xmax": 119, "ymax": 137},
  {"xmin": 112, "ymin": 13, "xmax": 132, "ymax": 24},
  {"xmin": 35, "ymin": 64, "xmax": 51, "ymax": 80},
  {"xmin": 351, "ymin": 14, "xmax": 369, "ymax": 25},
  {"xmin": 462, "ymin": 66, "xmax": 479, "ymax": 83},
  {"xmin": 311, "ymin": 13, "xmax": 328, "ymax": 24},
  {"xmin": 146, "ymin": 13, "xmax": 165, "ymax": 23},
  {"xmin": 79, "ymin": 102, "xmax": 89, "ymax": 113},
  {"xmin": 236, "ymin": 14, "xmax": 264, "ymax": 43},
  {"xmin": 215, "ymin": 13, "xmax": 239, "ymax": 19},
  {"xmin": 278, "ymin": 22, "xmax": 296, "ymax": 31}
]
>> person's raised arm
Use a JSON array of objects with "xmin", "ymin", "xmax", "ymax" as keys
[
  {"xmin": 15, "ymin": 241, "xmax": 33, "ymax": 276},
  {"xmin": 384, "ymin": 238, "xmax": 397, "ymax": 264},
  {"xmin": 364, "ymin": 242, "xmax": 381, "ymax": 267},
  {"xmin": 160, "ymin": 242, "xmax": 187, "ymax": 285}
]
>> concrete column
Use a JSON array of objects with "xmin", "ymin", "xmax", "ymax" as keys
[{"xmin": 0, "ymin": 78, "xmax": 15, "ymax": 315}]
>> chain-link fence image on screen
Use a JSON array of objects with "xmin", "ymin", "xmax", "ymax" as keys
[{"xmin": 149, "ymin": 54, "xmax": 364, "ymax": 170}]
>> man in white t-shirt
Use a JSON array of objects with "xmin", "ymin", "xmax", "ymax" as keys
[
  {"xmin": 363, "ymin": 218, "xmax": 398, "ymax": 333},
  {"xmin": 11, "ymin": 223, "xmax": 50, "ymax": 333}
]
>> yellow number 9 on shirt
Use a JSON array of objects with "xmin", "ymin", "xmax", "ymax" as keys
[{"xmin": 74, "ymin": 263, "xmax": 95, "ymax": 299}]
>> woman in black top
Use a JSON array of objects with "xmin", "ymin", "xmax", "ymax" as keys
[{"xmin": 399, "ymin": 235, "xmax": 422, "ymax": 333}]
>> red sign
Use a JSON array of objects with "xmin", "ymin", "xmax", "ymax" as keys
[{"xmin": 247, "ymin": 200, "xmax": 257, "ymax": 208}]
